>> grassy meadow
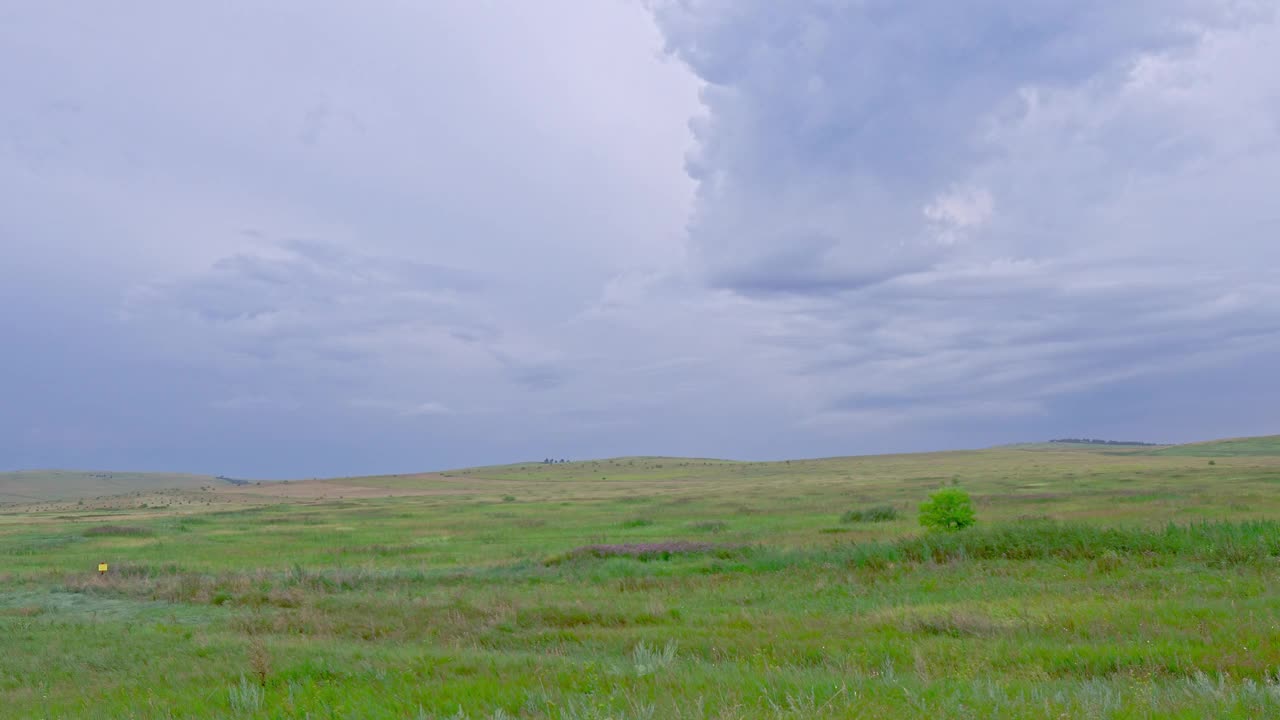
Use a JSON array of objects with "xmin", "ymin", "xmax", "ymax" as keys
[
  {"xmin": 0, "ymin": 470, "xmax": 219, "ymax": 506},
  {"xmin": 3, "ymin": 439, "xmax": 1280, "ymax": 718}
]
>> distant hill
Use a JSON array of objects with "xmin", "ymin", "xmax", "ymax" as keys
[
  {"xmin": 999, "ymin": 442, "xmax": 1165, "ymax": 453},
  {"xmin": 1151, "ymin": 435, "xmax": 1280, "ymax": 457},
  {"xmin": 1049, "ymin": 438, "xmax": 1163, "ymax": 447},
  {"xmin": 6, "ymin": 433, "xmax": 1279, "ymax": 506},
  {"xmin": 0, "ymin": 470, "xmax": 221, "ymax": 504}
]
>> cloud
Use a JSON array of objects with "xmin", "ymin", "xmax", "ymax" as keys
[
  {"xmin": 923, "ymin": 186, "xmax": 994, "ymax": 246},
  {"xmin": 122, "ymin": 237, "xmax": 588, "ymax": 419},
  {"xmin": 0, "ymin": 1, "xmax": 702, "ymax": 475},
  {"xmin": 401, "ymin": 402, "xmax": 452, "ymax": 418},
  {"xmin": 3, "ymin": 1, "xmax": 1279, "ymax": 476},
  {"xmin": 650, "ymin": 0, "xmax": 1280, "ymax": 430}
]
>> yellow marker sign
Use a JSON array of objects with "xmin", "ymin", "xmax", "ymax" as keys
[{"xmin": 98, "ymin": 563, "xmax": 109, "ymax": 574}]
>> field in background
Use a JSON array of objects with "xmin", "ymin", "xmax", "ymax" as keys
[
  {"xmin": 1151, "ymin": 435, "xmax": 1280, "ymax": 457},
  {"xmin": 3, "ymin": 437, "xmax": 1280, "ymax": 717},
  {"xmin": 0, "ymin": 470, "xmax": 220, "ymax": 506}
]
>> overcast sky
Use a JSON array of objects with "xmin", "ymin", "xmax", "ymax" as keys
[{"xmin": 3, "ymin": 1, "xmax": 1279, "ymax": 477}]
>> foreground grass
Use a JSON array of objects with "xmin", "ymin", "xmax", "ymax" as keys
[{"xmin": 3, "ymin": 446, "xmax": 1280, "ymax": 717}]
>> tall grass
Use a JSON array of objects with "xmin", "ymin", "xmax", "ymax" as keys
[
  {"xmin": 228, "ymin": 675, "xmax": 264, "ymax": 714},
  {"xmin": 823, "ymin": 519, "xmax": 1280, "ymax": 569},
  {"xmin": 630, "ymin": 640, "xmax": 678, "ymax": 677},
  {"xmin": 839, "ymin": 505, "xmax": 900, "ymax": 523}
]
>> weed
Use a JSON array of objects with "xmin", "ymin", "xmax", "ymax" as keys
[
  {"xmin": 228, "ymin": 675, "xmax": 264, "ymax": 714},
  {"xmin": 630, "ymin": 640, "xmax": 678, "ymax": 677},
  {"xmin": 248, "ymin": 635, "xmax": 272, "ymax": 686},
  {"xmin": 840, "ymin": 505, "xmax": 899, "ymax": 523},
  {"xmin": 1094, "ymin": 549, "xmax": 1124, "ymax": 573}
]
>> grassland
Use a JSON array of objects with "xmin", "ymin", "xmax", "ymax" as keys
[
  {"xmin": 1151, "ymin": 435, "xmax": 1280, "ymax": 457},
  {"xmin": 3, "ymin": 441, "xmax": 1280, "ymax": 718},
  {"xmin": 0, "ymin": 470, "xmax": 221, "ymax": 506}
]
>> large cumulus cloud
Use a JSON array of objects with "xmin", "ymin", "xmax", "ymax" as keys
[{"xmin": 648, "ymin": 0, "xmax": 1280, "ymax": 431}]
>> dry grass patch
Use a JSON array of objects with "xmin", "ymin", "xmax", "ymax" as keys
[
  {"xmin": 549, "ymin": 541, "xmax": 747, "ymax": 564},
  {"xmin": 83, "ymin": 524, "xmax": 153, "ymax": 537},
  {"xmin": 903, "ymin": 610, "xmax": 1010, "ymax": 638}
]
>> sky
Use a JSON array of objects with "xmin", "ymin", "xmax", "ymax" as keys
[{"xmin": 3, "ymin": 1, "xmax": 1279, "ymax": 478}]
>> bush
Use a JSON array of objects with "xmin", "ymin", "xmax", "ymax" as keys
[
  {"xmin": 918, "ymin": 488, "xmax": 975, "ymax": 532},
  {"xmin": 840, "ymin": 505, "xmax": 900, "ymax": 523}
]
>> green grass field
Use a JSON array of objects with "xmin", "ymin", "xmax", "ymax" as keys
[{"xmin": 3, "ymin": 438, "xmax": 1280, "ymax": 718}]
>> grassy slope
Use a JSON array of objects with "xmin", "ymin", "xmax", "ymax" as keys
[
  {"xmin": 2, "ymin": 444, "xmax": 1280, "ymax": 717},
  {"xmin": 1151, "ymin": 434, "xmax": 1280, "ymax": 457},
  {"xmin": 0, "ymin": 470, "xmax": 219, "ymax": 505},
  {"xmin": 4, "ymin": 431, "xmax": 1274, "ymax": 506}
]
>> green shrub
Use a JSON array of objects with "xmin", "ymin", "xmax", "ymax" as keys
[
  {"xmin": 918, "ymin": 488, "xmax": 975, "ymax": 532},
  {"xmin": 840, "ymin": 505, "xmax": 899, "ymax": 523}
]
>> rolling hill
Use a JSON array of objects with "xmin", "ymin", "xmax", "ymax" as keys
[
  {"xmin": 0, "ymin": 470, "xmax": 220, "ymax": 505},
  {"xmin": 4, "ymin": 433, "xmax": 1278, "ymax": 508},
  {"xmin": 1150, "ymin": 434, "xmax": 1280, "ymax": 457}
]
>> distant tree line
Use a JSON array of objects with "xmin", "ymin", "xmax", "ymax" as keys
[
  {"xmin": 542, "ymin": 458, "xmax": 569, "ymax": 464},
  {"xmin": 215, "ymin": 475, "xmax": 252, "ymax": 486},
  {"xmin": 1049, "ymin": 438, "xmax": 1161, "ymax": 447}
]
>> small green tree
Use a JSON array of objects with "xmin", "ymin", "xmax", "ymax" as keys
[{"xmin": 919, "ymin": 488, "xmax": 975, "ymax": 531}]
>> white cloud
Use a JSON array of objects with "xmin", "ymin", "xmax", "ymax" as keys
[
  {"xmin": 401, "ymin": 402, "xmax": 452, "ymax": 418},
  {"xmin": 923, "ymin": 186, "xmax": 995, "ymax": 246}
]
